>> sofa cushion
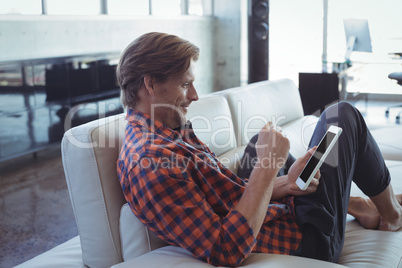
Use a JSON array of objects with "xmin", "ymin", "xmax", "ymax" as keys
[
  {"xmin": 119, "ymin": 203, "xmax": 168, "ymax": 261},
  {"xmin": 216, "ymin": 146, "xmax": 246, "ymax": 174},
  {"xmin": 281, "ymin": 115, "xmax": 319, "ymax": 158},
  {"xmin": 186, "ymin": 94, "xmax": 237, "ymax": 157},
  {"xmin": 224, "ymin": 79, "xmax": 304, "ymax": 147}
]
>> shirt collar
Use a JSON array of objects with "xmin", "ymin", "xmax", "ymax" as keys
[{"xmin": 125, "ymin": 108, "xmax": 195, "ymax": 141}]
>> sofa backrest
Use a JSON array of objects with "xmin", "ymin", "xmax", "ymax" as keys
[
  {"xmin": 186, "ymin": 94, "xmax": 237, "ymax": 156},
  {"xmin": 223, "ymin": 79, "xmax": 304, "ymax": 147},
  {"xmin": 61, "ymin": 79, "xmax": 305, "ymax": 267}
]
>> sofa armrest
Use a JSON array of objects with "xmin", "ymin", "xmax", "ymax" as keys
[{"xmin": 111, "ymin": 245, "xmax": 346, "ymax": 268}]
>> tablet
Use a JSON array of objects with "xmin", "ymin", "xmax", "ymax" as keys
[{"xmin": 295, "ymin": 125, "xmax": 343, "ymax": 191}]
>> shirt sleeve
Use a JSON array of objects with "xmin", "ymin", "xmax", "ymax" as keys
[{"xmin": 125, "ymin": 153, "xmax": 257, "ymax": 267}]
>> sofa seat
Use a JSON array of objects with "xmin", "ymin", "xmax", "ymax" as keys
[
  {"xmin": 17, "ymin": 79, "xmax": 402, "ymax": 268},
  {"xmin": 111, "ymin": 245, "xmax": 346, "ymax": 268},
  {"xmin": 340, "ymin": 230, "xmax": 402, "ymax": 268}
]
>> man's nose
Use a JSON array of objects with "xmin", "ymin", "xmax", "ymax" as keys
[{"xmin": 188, "ymin": 84, "xmax": 199, "ymax": 102}]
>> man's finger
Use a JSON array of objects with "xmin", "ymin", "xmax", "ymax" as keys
[
  {"xmin": 308, "ymin": 146, "xmax": 317, "ymax": 154},
  {"xmin": 265, "ymin": 121, "xmax": 274, "ymax": 129},
  {"xmin": 314, "ymin": 169, "xmax": 321, "ymax": 179},
  {"xmin": 301, "ymin": 146, "xmax": 317, "ymax": 162}
]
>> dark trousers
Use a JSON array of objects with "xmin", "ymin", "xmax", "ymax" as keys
[{"xmin": 294, "ymin": 102, "xmax": 391, "ymax": 262}]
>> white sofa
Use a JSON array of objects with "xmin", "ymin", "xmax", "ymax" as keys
[{"xmin": 17, "ymin": 79, "xmax": 402, "ymax": 268}]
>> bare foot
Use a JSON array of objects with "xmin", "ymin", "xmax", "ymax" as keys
[
  {"xmin": 378, "ymin": 213, "xmax": 402, "ymax": 231},
  {"xmin": 348, "ymin": 196, "xmax": 380, "ymax": 229}
]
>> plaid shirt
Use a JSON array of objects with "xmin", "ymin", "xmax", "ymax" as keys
[{"xmin": 117, "ymin": 109, "xmax": 302, "ymax": 267}]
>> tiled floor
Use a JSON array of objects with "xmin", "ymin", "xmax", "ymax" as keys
[{"xmin": 0, "ymin": 98, "xmax": 402, "ymax": 268}]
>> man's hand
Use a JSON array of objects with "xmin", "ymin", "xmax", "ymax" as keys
[
  {"xmin": 254, "ymin": 122, "xmax": 290, "ymax": 175},
  {"xmin": 234, "ymin": 122, "xmax": 290, "ymax": 237},
  {"xmin": 286, "ymin": 147, "xmax": 321, "ymax": 196}
]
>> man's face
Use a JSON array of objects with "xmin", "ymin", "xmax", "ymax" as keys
[{"xmin": 151, "ymin": 61, "xmax": 198, "ymax": 129}]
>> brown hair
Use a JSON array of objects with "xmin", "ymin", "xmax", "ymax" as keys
[{"xmin": 116, "ymin": 32, "xmax": 200, "ymax": 108}]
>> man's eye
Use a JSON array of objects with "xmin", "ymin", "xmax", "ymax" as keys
[{"xmin": 182, "ymin": 83, "xmax": 189, "ymax": 87}]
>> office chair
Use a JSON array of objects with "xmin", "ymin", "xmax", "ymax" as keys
[{"xmin": 385, "ymin": 72, "xmax": 402, "ymax": 123}]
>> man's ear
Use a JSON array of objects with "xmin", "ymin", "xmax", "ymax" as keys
[{"xmin": 143, "ymin": 75, "xmax": 155, "ymax": 96}]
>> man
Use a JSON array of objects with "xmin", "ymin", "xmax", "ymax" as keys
[{"xmin": 116, "ymin": 32, "xmax": 402, "ymax": 267}]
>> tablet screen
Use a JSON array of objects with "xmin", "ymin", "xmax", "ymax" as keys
[{"xmin": 299, "ymin": 131, "xmax": 336, "ymax": 183}]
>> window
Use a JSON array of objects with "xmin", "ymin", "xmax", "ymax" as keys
[
  {"xmin": 0, "ymin": 0, "xmax": 42, "ymax": 15},
  {"xmin": 269, "ymin": 0, "xmax": 323, "ymax": 83},
  {"xmin": 108, "ymin": 0, "xmax": 149, "ymax": 16},
  {"xmin": 151, "ymin": 0, "xmax": 181, "ymax": 16},
  {"xmin": 0, "ymin": 0, "xmax": 212, "ymax": 16},
  {"xmin": 46, "ymin": 0, "xmax": 100, "ymax": 15},
  {"xmin": 188, "ymin": 0, "xmax": 203, "ymax": 16}
]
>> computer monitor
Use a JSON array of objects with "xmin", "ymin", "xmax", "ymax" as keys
[{"xmin": 343, "ymin": 19, "xmax": 372, "ymax": 61}]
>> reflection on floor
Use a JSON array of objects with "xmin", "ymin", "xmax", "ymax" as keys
[{"xmin": 1, "ymin": 98, "xmax": 402, "ymax": 268}]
